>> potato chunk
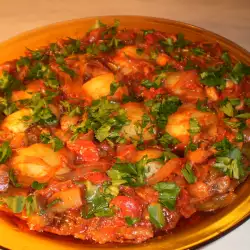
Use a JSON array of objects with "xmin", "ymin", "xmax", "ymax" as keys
[
  {"xmin": 134, "ymin": 149, "xmax": 164, "ymax": 178},
  {"xmin": 164, "ymin": 71, "xmax": 205, "ymax": 102},
  {"xmin": 47, "ymin": 187, "xmax": 83, "ymax": 213},
  {"xmin": 82, "ymin": 73, "xmax": 127, "ymax": 100},
  {"xmin": 166, "ymin": 104, "xmax": 217, "ymax": 145},
  {"xmin": 121, "ymin": 102, "xmax": 156, "ymax": 141},
  {"xmin": 10, "ymin": 143, "xmax": 61, "ymax": 186},
  {"xmin": 1, "ymin": 108, "xmax": 32, "ymax": 133}
]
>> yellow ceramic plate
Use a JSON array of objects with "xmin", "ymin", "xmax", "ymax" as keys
[{"xmin": 0, "ymin": 16, "xmax": 250, "ymax": 250}]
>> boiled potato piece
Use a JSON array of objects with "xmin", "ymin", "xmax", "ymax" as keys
[
  {"xmin": 166, "ymin": 104, "xmax": 218, "ymax": 145},
  {"xmin": 164, "ymin": 71, "xmax": 205, "ymax": 101},
  {"xmin": 47, "ymin": 187, "xmax": 83, "ymax": 213},
  {"xmin": 134, "ymin": 149, "xmax": 164, "ymax": 178},
  {"xmin": 82, "ymin": 73, "xmax": 118, "ymax": 100},
  {"xmin": 121, "ymin": 102, "xmax": 156, "ymax": 141},
  {"xmin": 10, "ymin": 143, "xmax": 62, "ymax": 186},
  {"xmin": 1, "ymin": 108, "xmax": 32, "ymax": 133}
]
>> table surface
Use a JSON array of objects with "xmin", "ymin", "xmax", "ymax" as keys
[{"xmin": 0, "ymin": 0, "xmax": 249, "ymax": 249}]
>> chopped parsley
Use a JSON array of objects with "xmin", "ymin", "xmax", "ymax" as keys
[
  {"xmin": 148, "ymin": 203, "xmax": 165, "ymax": 228},
  {"xmin": 200, "ymin": 66, "xmax": 226, "ymax": 88},
  {"xmin": 220, "ymin": 99, "xmax": 234, "ymax": 117},
  {"xmin": 160, "ymin": 33, "xmax": 190, "ymax": 54},
  {"xmin": 221, "ymin": 52, "xmax": 231, "ymax": 65},
  {"xmin": 82, "ymin": 181, "xmax": 114, "ymax": 218},
  {"xmin": 213, "ymin": 139, "xmax": 245, "ymax": 179},
  {"xmin": 31, "ymin": 181, "xmax": 48, "ymax": 190},
  {"xmin": 40, "ymin": 133, "xmax": 64, "ymax": 152},
  {"xmin": 228, "ymin": 62, "xmax": 250, "ymax": 84},
  {"xmin": 141, "ymin": 74, "xmax": 165, "ymax": 89},
  {"xmin": 146, "ymin": 95, "xmax": 181, "ymax": 129},
  {"xmin": 0, "ymin": 142, "xmax": 12, "ymax": 164},
  {"xmin": 27, "ymin": 62, "xmax": 60, "ymax": 89},
  {"xmin": 109, "ymin": 82, "xmax": 120, "ymax": 95},
  {"xmin": 0, "ymin": 195, "xmax": 37, "ymax": 215},
  {"xmin": 0, "ymin": 71, "xmax": 23, "ymax": 94},
  {"xmin": 181, "ymin": 162, "xmax": 197, "ymax": 184},
  {"xmin": 47, "ymin": 198, "xmax": 62, "ymax": 209},
  {"xmin": 159, "ymin": 132, "xmax": 179, "ymax": 148},
  {"xmin": 60, "ymin": 100, "xmax": 83, "ymax": 117},
  {"xmin": 0, "ymin": 97, "xmax": 17, "ymax": 116},
  {"xmin": 196, "ymin": 99, "xmax": 211, "ymax": 112},
  {"xmin": 71, "ymin": 98, "xmax": 129, "ymax": 142},
  {"xmin": 189, "ymin": 117, "xmax": 201, "ymax": 136},
  {"xmin": 191, "ymin": 47, "xmax": 205, "ymax": 56},
  {"xmin": 9, "ymin": 169, "xmax": 21, "ymax": 188},
  {"xmin": 22, "ymin": 93, "xmax": 58, "ymax": 126},
  {"xmin": 125, "ymin": 216, "xmax": 140, "ymax": 226},
  {"xmin": 154, "ymin": 182, "xmax": 181, "ymax": 210},
  {"xmin": 107, "ymin": 156, "xmax": 148, "ymax": 187}
]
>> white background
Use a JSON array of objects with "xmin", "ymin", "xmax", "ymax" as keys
[{"xmin": 0, "ymin": 0, "xmax": 249, "ymax": 249}]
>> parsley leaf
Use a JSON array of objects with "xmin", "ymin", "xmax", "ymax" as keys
[
  {"xmin": 221, "ymin": 52, "xmax": 231, "ymax": 66},
  {"xmin": 82, "ymin": 181, "xmax": 114, "ymax": 218},
  {"xmin": 40, "ymin": 133, "xmax": 64, "ymax": 152},
  {"xmin": 160, "ymin": 34, "xmax": 190, "ymax": 54},
  {"xmin": 148, "ymin": 203, "xmax": 165, "ymax": 228},
  {"xmin": 1, "ymin": 196, "xmax": 26, "ymax": 213},
  {"xmin": 200, "ymin": 66, "xmax": 226, "ymax": 88},
  {"xmin": 60, "ymin": 100, "xmax": 83, "ymax": 117},
  {"xmin": 141, "ymin": 74, "xmax": 165, "ymax": 89},
  {"xmin": 229, "ymin": 62, "xmax": 250, "ymax": 84},
  {"xmin": 213, "ymin": 139, "xmax": 245, "ymax": 179},
  {"xmin": 27, "ymin": 63, "xmax": 60, "ymax": 89},
  {"xmin": 154, "ymin": 182, "xmax": 181, "ymax": 210},
  {"xmin": 25, "ymin": 195, "xmax": 38, "ymax": 216},
  {"xmin": 16, "ymin": 57, "xmax": 30, "ymax": 71},
  {"xmin": 125, "ymin": 216, "xmax": 140, "ymax": 226},
  {"xmin": 47, "ymin": 198, "xmax": 62, "ymax": 208},
  {"xmin": 27, "ymin": 48, "xmax": 46, "ymax": 60},
  {"xmin": 220, "ymin": 99, "xmax": 234, "ymax": 117},
  {"xmin": 9, "ymin": 169, "xmax": 21, "ymax": 188},
  {"xmin": 0, "ymin": 142, "xmax": 12, "ymax": 164},
  {"xmin": 181, "ymin": 162, "xmax": 196, "ymax": 184},
  {"xmin": 108, "ymin": 156, "xmax": 148, "ymax": 187},
  {"xmin": 109, "ymin": 82, "xmax": 120, "ymax": 95},
  {"xmin": 189, "ymin": 117, "xmax": 201, "ymax": 136},
  {"xmin": 159, "ymin": 132, "xmax": 179, "ymax": 148},
  {"xmin": 196, "ymin": 99, "xmax": 211, "ymax": 112},
  {"xmin": 191, "ymin": 47, "xmax": 205, "ymax": 56},
  {"xmin": 142, "ymin": 29, "xmax": 155, "ymax": 36},
  {"xmin": 235, "ymin": 131, "xmax": 244, "ymax": 142},
  {"xmin": 185, "ymin": 139, "xmax": 198, "ymax": 154},
  {"xmin": 235, "ymin": 113, "xmax": 250, "ymax": 119},
  {"xmin": 22, "ymin": 93, "xmax": 58, "ymax": 126},
  {"xmin": 89, "ymin": 19, "xmax": 107, "ymax": 31},
  {"xmin": 75, "ymin": 98, "xmax": 129, "ymax": 142},
  {"xmin": 0, "ymin": 71, "xmax": 23, "ymax": 94},
  {"xmin": 0, "ymin": 97, "xmax": 17, "ymax": 116},
  {"xmin": 31, "ymin": 181, "xmax": 47, "ymax": 190},
  {"xmin": 147, "ymin": 95, "xmax": 181, "ymax": 129},
  {"xmin": 0, "ymin": 195, "xmax": 37, "ymax": 216}
]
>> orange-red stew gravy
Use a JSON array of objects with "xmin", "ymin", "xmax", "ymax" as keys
[{"xmin": 0, "ymin": 20, "xmax": 250, "ymax": 244}]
